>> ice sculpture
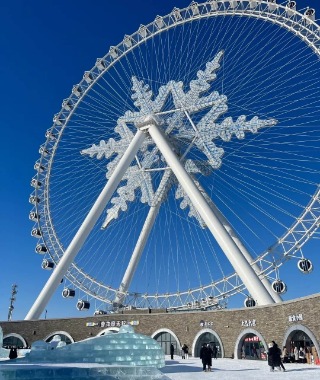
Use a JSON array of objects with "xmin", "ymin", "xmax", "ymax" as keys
[
  {"xmin": 0, "ymin": 326, "xmax": 9, "ymax": 359},
  {"xmin": 0, "ymin": 325, "xmax": 169, "ymax": 380}
]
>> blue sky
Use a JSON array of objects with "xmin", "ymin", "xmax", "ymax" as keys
[{"xmin": 1, "ymin": 0, "xmax": 320, "ymax": 322}]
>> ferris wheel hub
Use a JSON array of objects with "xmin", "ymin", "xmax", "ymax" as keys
[{"xmin": 135, "ymin": 114, "xmax": 161, "ymax": 130}]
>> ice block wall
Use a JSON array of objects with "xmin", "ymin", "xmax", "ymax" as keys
[
  {"xmin": 17, "ymin": 324, "xmax": 165, "ymax": 368},
  {"xmin": 0, "ymin": 326, "xmax": 9, "ymax": 359}
]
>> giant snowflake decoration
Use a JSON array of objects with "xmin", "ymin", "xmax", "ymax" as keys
[{"xmin": 81, "ymin": 51, "xmax": 277, "ymax": 228}]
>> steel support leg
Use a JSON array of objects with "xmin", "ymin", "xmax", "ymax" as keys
[
  {"xmin": 113, "ymin": 170, "xmax": 172, "ymax": 307},
  {"xmin": 25, "ymin": 130, "xmax": 146, "ymax": 320},
  {"xmin": 193, "ymin": 178, "xmax": 282, "ymax": 303},
  {"xmin": 146, "ymin": 121, "xmax": 274, "ymax": 306}
]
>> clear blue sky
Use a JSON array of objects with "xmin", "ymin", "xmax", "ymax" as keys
[{"xmin": 0, "ymin": 0, "xmax": 319, "ymax": 322}]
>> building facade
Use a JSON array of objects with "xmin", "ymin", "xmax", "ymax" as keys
[{"xmin": 1, "ymin": 293, "xmax": 319, "ymax": 361}]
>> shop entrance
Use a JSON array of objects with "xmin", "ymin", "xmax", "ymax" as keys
[
  {"xmin": 194, "ymin": 331, "xmax": 222, "ymax": 358},
  {"xmin": 154, "ymin": 331, "xmax": 178, "ymax": 356},
  {"xmin": 285, "ymin": 329, "xmax": 318, "ymax": 364},
  {"xmin": 240, "ymin": 333, "xmax": 266, "ymax": 360}
]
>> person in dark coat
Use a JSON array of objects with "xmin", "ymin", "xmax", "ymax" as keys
[
  {"xmin": 200, "ymin": 343, "xmax": 213, "ymax": 372},
  {"xmin": 170, "ymin": 343, "xmax": 174, "ymax": 360},
  {"xmin": 212, "ymin": 345, "xmax": 218, "ymax": 359},
  {"xmin": 207, "ymin": 344, "xmax": 213, "ymax": 371},
  {"xmin": 200, "ymin": 343, "xmax": 209, "ymax": 371},
  {"xmin": 9, "ymin": 347, "xmax": 18, "ymax": 360},
  {"xmin": 272, "ymin": 341, "xmax": 286, "ymax": 371},
  {"xmin": 181, "ymin": 344, "xmax": 189, "ymax": 359},
  {"xmin": 267, "ymin": 343, "xmax": 275, "ymax": 371},
  {"xmin": 268, "ymin": 341, "xmax": 285, "ymax": 372}
]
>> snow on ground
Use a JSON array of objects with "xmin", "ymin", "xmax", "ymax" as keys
[
  {"xmin": 161, "ymin": 356, "xmax": 320, "ymax": 379},
  {"xmin": 1, "ymin": 356, "xmax": 320, "ymax": 379}
]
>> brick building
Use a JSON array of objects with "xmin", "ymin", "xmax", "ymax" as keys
[{"xmin": 1, "ymin": 293, "xmax": 319, "ymax": 361}]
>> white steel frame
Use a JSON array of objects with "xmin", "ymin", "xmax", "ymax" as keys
[{"xmin": 27, "ymin": 1, "xmax": 320, "ymax": 319}]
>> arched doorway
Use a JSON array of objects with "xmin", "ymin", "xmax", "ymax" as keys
[
  {"xmin": 44, "ymin": 331, "xmax": 74, "ymax": 345},
  {"xmin": 3, "ymin": 334, "xmax": 27, "ymax": 349},
  {"xmin": 152, "ymin": 329, "xmax": 180, "ymax": 356},
  {"xmin": 193, "ymin": 329, "xmax": 223, "ymax": 358},
  {"xmin": 283, "ymin": 324, "xmax": 320, "ymax": 364},
  {"xmin": 290, "ymin": 330, "xmax": 313, "ymax": 350},
  {"xmin": 235, "ymin": 328, "xmax": 267, "ymax": 360},
  {"xmin": 241, "ymin": 333, "xmax": 265, "ymax": 360}
]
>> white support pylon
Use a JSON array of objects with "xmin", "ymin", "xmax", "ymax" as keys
[
  {"xmin": 193, "ymin": 177, "xmax": 282, "ymax": 303},
  {"xmin": 25, "ymin": 129, "xmax": 146, "ymax": 320},
  {"xmin": 113, "ymin": 170, "xmax": 173, "ymax": 307},
  {"xmin": 145, "ymin": 119, "xmax": 275, "ymax": 306},
  {"xmin": 210, "ymin": 201, "xmax": 282, "ymax": 303},
  {"xmin": 113, "ymin": 203, "xmax": 160, "ymax": 307}
]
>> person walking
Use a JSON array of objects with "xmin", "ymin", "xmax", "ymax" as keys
[
  {"xmin": 298, "ymin": 347, "xmax": 306, "ymax": 363},
  {"xmin": 273, "ymin": 341, "xmax": 286, "ymax": 371},
  {"xmin": 294, "ymin": 346, "xmax": 299, "ymax": 362},
  {"xmin": 267, "ymin": 343, "xmax": 275, "ymax": 371},
  {"xmin": 170, "ymin": 343, "xmax": 175, "ymax": 360},
  {"xmin": 212, "ymin": 344, "xmax": 218, "ymax": 359},
  {"xmin": 241, "ymin": 345, "xmax": 246, "ymax": 359},
  {"xmin": 9, "ymin": 347, "xmax": 17, "ymax": 360},
  {"xmin": 282, "ymin": 346, "xmax": 288, "ymax": 363},
  {"xmin": 200, "ymin": 343, "xmax": 209, "ymax": 372},
  {"xmin": 182, "ymin": 344, "xmax": 189, "ymax": 359},
  {"xmin": 206, "ymin": 344, "xmax": 213, "ymax": 371}
]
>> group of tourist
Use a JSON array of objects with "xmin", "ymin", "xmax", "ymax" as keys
[
  {"xmin": 170, "ymin": 341, "xmax": 218, "ymax": 372},
  {"xmin": 181, "ymin": 343, "xmax": 189, "ymax": 359},
  {"xmin": 200, "ymin": 343, "xmax": 218, "ymax": 372},
  {"xmin": 284, "ymin": 345, "xmax": 308, "ymax": 363},
  {"xmin": 170, "ymin": 343, "xmax": 190, "ymax": 360},
  {"xmin": 267, "ymin": 341, "xmax": 311, "ymax": 371},
  {"xmin": 170, "ymin": 340, "xmax": 309, "ymax": 373}
]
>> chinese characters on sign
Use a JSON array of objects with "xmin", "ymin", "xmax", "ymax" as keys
[
  {"xmin": 288, "ymin": 314, "xmax": 303, "ymax": 322},
  {"xmin": 241, "ymin": 319, "xmax": 256, "ymax": 327},
  {"xmin": 86, "ymin": 320, "xmax": 140, "ymax": 328},
  {"xmin": 244, "ymin": 335, "xmax": 259, "ymax": 342},
  {"xmin": 200, "ymin": 320, "xmax": 214, "ymax": 327},
  {"xmin": 100, "ymin": 320, "xmax": 126, "ymax": 328},
  {"xmin": 100, "ymin": 320, "xmax": 139, "ymax": 328}
]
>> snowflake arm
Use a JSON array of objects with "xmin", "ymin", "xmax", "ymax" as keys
[
  {"xmin": 101, "ymin": 167, "xmax": 155, "ymax": 228},
  {"xmin": 83, "ymin": 50, "xmax": 278, "ymax": 230},
  {"xmin": 81, "ymin": 122, "xmax": 134, "ymax": 160}
]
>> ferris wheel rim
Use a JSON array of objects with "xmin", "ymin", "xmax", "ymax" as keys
[{"xmin": 30, "ymin": 0, "xmax": 320, "ymax": 311}]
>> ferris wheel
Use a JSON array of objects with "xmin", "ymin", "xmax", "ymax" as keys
[{"xmin": 27, "ymin": 1, "xmax": 320, "ymax": 319}]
